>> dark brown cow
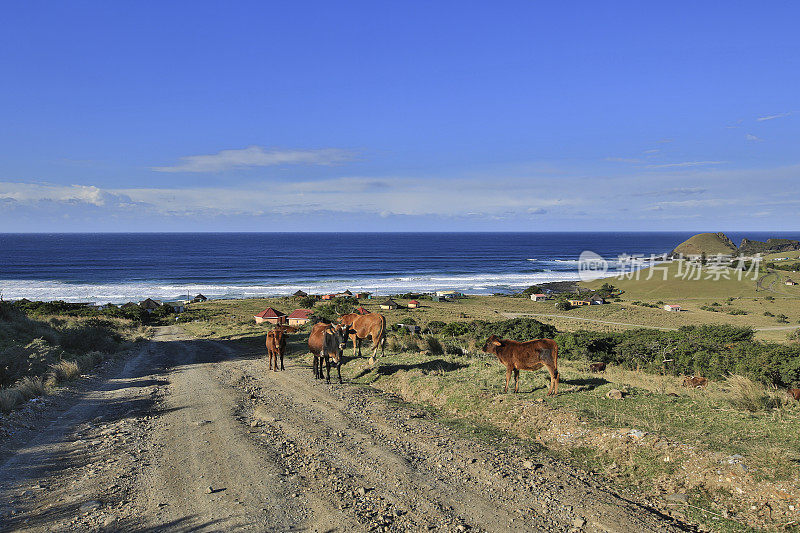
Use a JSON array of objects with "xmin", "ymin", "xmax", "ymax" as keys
[
  {"xmin": 308, "ymin": 323, "xmax": 350, "ymax": 383},
  {"xmin": 682, "ymin": 376, "xmax": 709, "ymax": 389},
  {"xmin": 266, "ymin": 325, "xmax": 297, "ymax": 371},
  {"xmin": 339, "ymin": 313, "xmax": 386, "ymax": 364},
  {"xmin": 481, "ymin": 335, "xmax": 559, "ymax": 395},
  {"xmin": 589, "ymin": 361, "xmax": 606, "ymax": 373},
  {"xmin": 786, "ymin": 388, "xmax": 800, "ymax": 401}
]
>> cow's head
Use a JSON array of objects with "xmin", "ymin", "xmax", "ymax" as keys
[
  {"xmin": 482, "ymin": 335, "xmax": 503, "ymax": 354},
  {"xmin": 325, "ymin": 324, "xmax": 350, "ymax": 364}
]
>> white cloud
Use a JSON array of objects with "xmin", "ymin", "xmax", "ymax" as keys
[
  {"xmin": 746, "ymin": 133, "xmax": 762, "ymax": 141},
  {"xmin": 642, "ymin": 149, "xmax": 659, "ymax": 154},
  {"xmin": 645, "ymin": 161, "xmax": 725, "ymax": 169},
  {"xmin": 0, "ymin": 182, "xmax": 131, "ymax": 207},
  {"xmin": 633, "ymin": 187, "xmax": 707, "ymax": 197},
  {"xmin": 757, "ymin": 112, "xmax": 791, "ymax": 122},
  {"xmin": 151, "ymin": 146, "xmax": 354, "ymax": 173},
  {"xmin": 527, "ymin": 207, "xmax": 547, "ymax": 215}
]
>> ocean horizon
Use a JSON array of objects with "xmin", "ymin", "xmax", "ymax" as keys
[{"xmin": 2, "ymin": 231, "xmax": 798, "ymax": 303}]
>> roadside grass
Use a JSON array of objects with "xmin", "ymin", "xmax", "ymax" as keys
[
  {"xmin": 335, "ymin": 343, "xmax": 800, "ymax": 531},
  {"xmin": 0, "ymin": 302, "xmax": 152, "ymax": 412}
]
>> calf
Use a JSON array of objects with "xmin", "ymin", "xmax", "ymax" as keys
[
  {"xmin": 682, "ymin": 376, "xmax": 709, "ymax": 389},
  {"xmin": 589, "ymin": 361, "xmax": 606, "ymax": 373},
  {"xmin": 787, "ymin": 388, "xmax": 800, "ymax": 401},
  {"xmin": 482, "ymin": 335, "xmax": 559, "ymax": 395},
  {"xmin": 266, "ymin": 325, "xmax": 297, "ymax": 371},
  {"xmin": 308, "ymin": 323, "xmax": 350, "ymax": 384}
]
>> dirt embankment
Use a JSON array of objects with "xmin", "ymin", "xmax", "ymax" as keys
[{"xmin": 0, "ymin": 326, "xmax": 688, "ymax": 532}]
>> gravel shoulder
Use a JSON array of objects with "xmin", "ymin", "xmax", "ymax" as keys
[{"xmin": 0, "ymin": 326, "xmax": 690, "ymax": 532}]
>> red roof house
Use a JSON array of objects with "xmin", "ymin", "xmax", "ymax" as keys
[
  {"xmin": 288, "ymin": 309, "xmax": 313, "ymax": 325},
  {"xmin": 254, "ymin": 307, "xmax": 287, "ymax": 324},
  {"xmin": 407, "ymin": 300, "xmax": 420, "ymax": 308}
]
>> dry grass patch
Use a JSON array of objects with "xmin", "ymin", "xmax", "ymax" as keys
[{"xmin": 50, "ymin": 359, "xmax": 80, "ymax": 382}]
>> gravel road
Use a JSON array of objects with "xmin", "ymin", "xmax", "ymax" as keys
[{"xmin": 0, "ymin": 326, "xmax": 691, "ymax": 532}]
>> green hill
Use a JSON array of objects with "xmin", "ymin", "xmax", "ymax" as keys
[{"xmin": 671, "ymin": 232, "xmax": 737, "ymax": 257}]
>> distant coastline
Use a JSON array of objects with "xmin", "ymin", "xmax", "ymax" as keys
[{"xmin": 2, "ymin": 232, "xmax": 799, "ymax": 303}]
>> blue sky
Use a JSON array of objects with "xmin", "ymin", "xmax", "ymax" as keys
[{"xmin": 1, "ymin": 1, "xmax": 799, "ymax": 231}]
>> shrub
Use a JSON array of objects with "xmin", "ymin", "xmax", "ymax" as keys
[
  {"xmin": 422, "ymin": 336, "xmax": 444, "ymax": 355},
  {"xmin": 0, "ymin": 388, "xmax": 23, "ymax": 413},
  {"xmin": 426, "ymin": 321, "xmax": 446, "ymax": 334},
  {"xmin": 727, "ymin": 309, "xmax": 747, "ymax": 315},
  {"xmin": 16, "ymin": 376, "xmax": 47, "ymax": 399},
  {"xmin": 764, "ymin": 311, "xmax": 775, "ymax": 317},
  {"xmin": 401, "ymin": 337, "xmax": 421, "ymax": 352},
  {"xmin": 444, "ymin": 343, "xmax": 464, "ymax": 355},
  {"xmin": 440, "ymin": 322, "xmax": 472, "ymax": 337},
  {"xmin": 476, "ymin": 318, "xmax": 557, "ymax": 342},
  {"xmin": 554, "ymin": 301, "xmax": 572, "ymax": 311},
  {"xmin": 51, "ymin": 359, "xmax": 80, "ymax": 382}
]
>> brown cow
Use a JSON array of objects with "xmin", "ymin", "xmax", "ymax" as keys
[
  {"xmin": 589, "ymin": 361, "xmax": 606, "ymax": 373},
  {"xmin": 786, "ymin": 388, "xmax": 800, "ymax": 401},
  {"xmin": 481, "ymin": 335, "xmax": 559, "ymax": 395},
  {"xmin": 266, "ymin": 325, "xmax": 297, "ymax": 371},
  {"xmin": 682, "ymin": 376, "xmax": 709, "ymax": 389},
  {"xmin": 308, "ymin": 323, "xmax": 351, "ymax": 384},
  {"xmin": 339, "ymin": 313, "xmax": 386, "ymax": 364}
]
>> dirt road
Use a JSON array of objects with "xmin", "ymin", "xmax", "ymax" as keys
[{"xmin": 0, "ymin": 327, "xmax": 689, "ymax": 532}]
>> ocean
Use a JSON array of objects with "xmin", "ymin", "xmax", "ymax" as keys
[{"xmin": 1, "ymin": 232, "xmax": 797, "ymax": 303}]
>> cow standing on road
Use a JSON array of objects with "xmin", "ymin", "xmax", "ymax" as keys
[
  {"xmin": 266, "ymin": 325, "xmax": 297, "ymax": 371},
  {"xmin": 482, "ymin": 335, "xmax": 559, "ymax": 395},
  {"xmin": 308, "ymin": 323, "xmax": 351, "ymax": 384}
]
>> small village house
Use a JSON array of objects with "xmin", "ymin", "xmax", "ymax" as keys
[
  {"xmin": 140, "ymin": 298, "xmax": 162, "ymax": 313},
  {"xmin": 529, "ymin": 293, "xmax": 549, "ymax": 301},
  {"xmin": 407, "ymin": 299, "xmax": 420, "ymax": 309},
  {"xmin": 380, "ymin": 299, "xmax": 399, "ymax": 310},
  {"xmin": 664, "ymin": 304, "xmax": 682, "ymax": 312},
  {"xmin": 192, "ymin": 294, "xmax": 208, "ymax": 303},
  {"xmin": 320, "ymin": 294, "xmax": 334, "ymax": 301},
  {"xmin": 288, "ymin": 309, "xmax": 313, "ymax": 326},
  {"xmin": 590, "ymin": 296, "xmax": 606, "ymax": 305},
  {"xmin": 355, "ymin": 292, "xmax": 371, "ymax": 299},
  {"xmin": 293, "ymin": 290, "xmax": 308, "ymax": 298},
  {"xmin": 335, "ymin": 290, "xmax": 353, "ymax": 298},
  {"xmin": 164, "ymin": 301, "xmax": 185, "ymax": 313},
  {"xmin": 436, "ymin": 290, "xmax": 465, "ymax": 299},
  {"xmin": 254, "ymin": 307, "xmax": 287, "ymax": 324},
  {"xmin": 786, "ymin": 279, "xmax": 798, "ymax": 286},
  {"xmin": 567, "ymin": 299, "xmax": 591, "ymax": 307}
]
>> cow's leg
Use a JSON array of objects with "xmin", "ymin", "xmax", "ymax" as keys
[
  {"xmin": 325, "ymin": 357, "xmax": 331, "ymax": 384},
  {"xmin": 546, "ymin": 365, "xmax": 559, "ymax": 396},
  {"xmin": 504, "ymin": 366, "xmax": 512, "ymax": 393},
  {"xmin": 313, "ymin": 356, "xmax": 319, "ymax": 379},
  {"xmin": 351, "ymin": 334, "xmax": 359, "ymax": 358},
  {"xmin": 336, "ymin": 361, "xmax": 343, "ymax": 384},
  {"xmin": 513, "ymin": 369, "xmax": 520, "ymax": 393},
  {"xmin": 280, "ymin": 351, "xmax": 285, "ymax": 371}
]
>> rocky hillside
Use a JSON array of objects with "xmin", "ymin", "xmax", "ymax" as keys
[
  {"xmin": 739, "ymin": 237, "xmax": 800, "ymax": 256},
  {"xmin": 671, "ymin": 232, "xmax": 800, "ymax": 257}
]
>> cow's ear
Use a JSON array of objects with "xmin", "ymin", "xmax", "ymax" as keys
[{"xmin": 492, "ymin": 340, "xmax": 502, "ymax": 347}]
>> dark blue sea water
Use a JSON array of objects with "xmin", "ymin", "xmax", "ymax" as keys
[{"xmin": 1, "ymin": 232, "xmax": 798, "ymax": 302}]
